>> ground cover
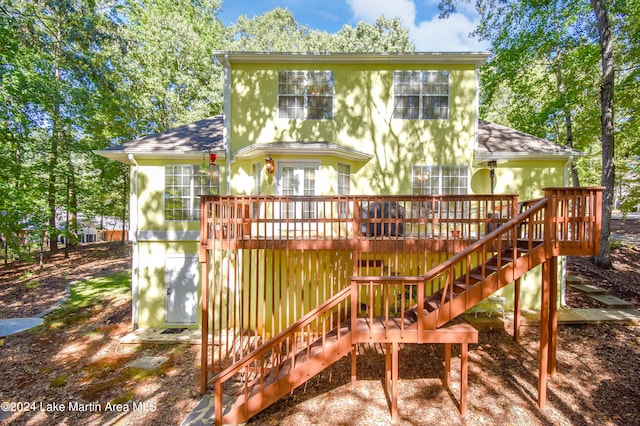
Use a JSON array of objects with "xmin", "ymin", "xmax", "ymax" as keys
[{"xmin": 0, "ymin": 224, "xmax": 639, "ymax": 425}]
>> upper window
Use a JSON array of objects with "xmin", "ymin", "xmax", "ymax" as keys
[
  {"xmin": 393, "ymin": 71, "xmax": 450, "ymax": 120},
  {"xmin": 413, "ymin": 165, "xmax": 468, "ymax": 195},
  {"xmin": 278, "ymin": 71, "xmax": 334, "ymax": 120},
  {"xmin": 165, "ymin": 165, "xmax": 219, "ymax": 221}
]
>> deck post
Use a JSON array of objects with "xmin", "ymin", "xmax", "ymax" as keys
[
  {"xmin": 200, "ymin": 245, "xmax": 209, "ymax": 394},
  {"xmin": 461, "ymin": 342, "xmax": 469, "ymax": 415},
  {"xmin": 392, "ymin": 341, "xmax": 399, "ymax": 421},
  {"xmin": 351, "ymin": 345, "xmax": 357, "ymax": 387},
  {"xmin": 351, "ymin": 279, "xmax": 358, "ymax": 388},
  {"xmin": 443, "ymin": 343, "xmax": 451, "ymax": 387},
  {"xmin": 513, "ymin": 278, "xmax": 521, "ymax": 342},
  {"xmin": 385, "ymin": 343, "xmax": 391, "ymax": 391},
  {"xmin": 538, "ymin": 260, "xmax": 550, "ymax": 408},
  {"xmin": 214, "ymin": 381, "xmax": 222, "ymax": 426},
  {"xmin": 548, "ymin": 257, "xmax": 558, "ymax": 375}
]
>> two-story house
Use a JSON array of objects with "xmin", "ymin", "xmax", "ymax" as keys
[{"xmin": 97, "ymin": 52, "xmax": 580, "ymax": 331}]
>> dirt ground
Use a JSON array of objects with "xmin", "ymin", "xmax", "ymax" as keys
[{"xmin": 1, "ymin": 219, "xmax": 639, "ymax": 426}]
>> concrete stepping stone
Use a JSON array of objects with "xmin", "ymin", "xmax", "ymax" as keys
[
  {"xmin": 570, "ymin": 308, "xmax": 640, "ymax": 325},
  {"xmin": 569, "ymin": 283, "xmax": 608, "ymax": 295},
  {"xmin": 522, "ymin": 308, "xmax": 640, "ymax": 325},
  {"xmin": 126, "ymin": 356, "xmax": 169, "ymax": 371},
  {"xmin": 587, "ymin": 294, "xmax": 634, "ymax": 308}
]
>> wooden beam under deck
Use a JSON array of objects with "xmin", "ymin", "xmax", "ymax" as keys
[{"xmin": 205, "ymin": 236, "xmax": 475, "ymax": 253}]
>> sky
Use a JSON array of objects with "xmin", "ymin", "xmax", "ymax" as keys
[{"xmin": 218, "ymin": 0, "xmax": 490, "ymax": 52}]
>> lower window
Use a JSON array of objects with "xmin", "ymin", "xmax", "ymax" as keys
[
  {"xmin": 413, "ymin": 165, "xmax": 468, "ymax": 195},
  {"xmin": 165, "ymin": 165, "xmax": 219, "ymax": 221}
]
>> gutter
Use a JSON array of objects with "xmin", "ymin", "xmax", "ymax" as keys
[
  {"xmin": 474, "ymin": 64, "xmax": 480, "ymax": 152},
  {"xmin": 127, "ymin": 154, "xmax": 140, "ymax": 329}
]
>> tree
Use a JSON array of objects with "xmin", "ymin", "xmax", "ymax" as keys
[
  {"xmin": 439, "ymin": 0, "xmax": 636, "ymax": 268},
  {"xmin": 121, "ymin": 0, "xmax": 225, "ymax": 134},
  {"xmin": 472, "ymin": 0, "xmax": 599, "ymax": 187},
  {"xmin": 590, "ymin": 0, "xmax": 615, "ymax": 268},
  {"xmin": 330, "ymin": 16, "xmax": 415, "ymax": 52},
  {"xmin": 224, "ymin": 7, "xmax": 315, "ymax": 51},
  {"xmin": 224, "ymin": 9, "xmax": 414, "ymax": 53}
]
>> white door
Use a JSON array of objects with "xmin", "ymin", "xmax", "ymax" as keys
[
  {"xmin": 277, "ymin": 161, "xmax": 319, "ymax": 219},
  {"xmin": 165, "ymin": 255, "xmax": 198, "ymax": 324}
]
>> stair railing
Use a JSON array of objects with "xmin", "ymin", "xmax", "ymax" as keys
[
  {"xmin": 420, "ymin": 187, "xmax": 602, "ymax": 328},
  {"xmin": 424, "ymin": 197, "xmax": 549, "ymax": 328},
  {"xmin": 350, "ymin": 276, "xmax": 426, "ymax": 339},
  {"xmin": 211, "ymin": 286, "xmax": 353, "ymax": 425}
]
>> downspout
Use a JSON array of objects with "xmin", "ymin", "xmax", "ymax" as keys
[
  {"xmin": 127, "ymin": 154, "xmax": 140, "ymax": 329},
  {"xmin": 560, "ymin": 155, "xmax": 575, "ymax": 307},
  {"xmin": 223, "ymin": 53, "xmax": 232, "ymax": 195},
  {"xmin": 474, "ymin": 63, "xmax": 480, "ymax": 152}
]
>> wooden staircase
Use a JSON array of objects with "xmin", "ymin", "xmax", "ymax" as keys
[{"xmin": 201, "ymin": 188, "xmax": 603, "ymax": 425}]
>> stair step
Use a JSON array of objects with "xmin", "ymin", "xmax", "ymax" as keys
[
  {"xmin": 469, "ymin": 272, "xmax": 484, "ymax": 281},
  {"xmin": 425, "ymin": 300, "xmax": 440, "ymax": 312},
  {"xmin": 454, "ymin": 282, "xmax": 468, "ymax": 293}
]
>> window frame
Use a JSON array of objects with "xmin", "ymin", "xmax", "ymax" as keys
[
  {"xmin": 278, "ymin": 71, "xmax": 334, "ymax": 120},
  {"xmin": 164, "ymin": 164, "xmax": 219, "ymax": 221},
  {"xmin": 337, "ymin": 162, "xmax": 351, "ymax": 218},
  {"xmin": 393, "ymin": 71, "xmax": 450, "ymax": 120},
  {"xmin": 276, "ymin": 161, "xmax": 320, "ymax": 220},
  {"xmin": 413, "ymin": 165, "xmax": 469, "ymax": 195}
]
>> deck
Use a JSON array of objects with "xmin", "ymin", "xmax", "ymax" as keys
[{"xmin": 198, "ymin": 187, "xmax": 603, "ymax": 425}]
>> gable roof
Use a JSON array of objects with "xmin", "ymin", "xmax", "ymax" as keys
[
  {"xmin": 476, "ymin": 120, "xmax": 581, "ymax": 163},
  {"xmin": 94, "ymin": 115, "xmax": 225, "ymax": 162}
]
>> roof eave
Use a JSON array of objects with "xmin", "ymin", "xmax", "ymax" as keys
[
  {"xmin": 213, "ymin": 51, "xmax": 490, "ymax": 66},
  {"xmin": 474, "ymin": 151, "xmax": 583, "ymax": 165},
  {"xmin": 94, "ymin": 149, "xmax": 227, "ymax": 163},
  {"xmin": 233, "ymin": 143, "xmax": 373, "ymax": 162}
]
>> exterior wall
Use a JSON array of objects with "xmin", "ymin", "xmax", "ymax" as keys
[
  {"xmin": 135, "ymin": 240, "xmax": 200, "ymax": 328},
  {"xmin": 130, "ymin": 159, "xmax": 226, "ymax": 329},
  {"xmin": 228, "ymin": 62, "xmax": 478, "ymax": 195}
]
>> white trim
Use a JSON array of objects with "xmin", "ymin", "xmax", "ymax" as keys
[
  {"xmin": 223, "ymin": 53, "xmax": 232, "ymax": 195},
  {"xmin": 475, "ymin": 152, "xmax": 577, "ymax": 164},
  {"xmin": 94, "ymin": 150, "xmax": 226, "ymax": 163},
  {"xmin": 276, "ymin": 160, "xmax": 320, "ymax": 196},
  {"xmin": 128, "ymin": 154, "xmax": 140, "ymax": 330},
  {"xmin": 213, "ymin": 51, "xmax": 490, "ymax": 66},
  {"xmin": 233, "ymin": 142, "xmax": 372, "ymax": 162}
]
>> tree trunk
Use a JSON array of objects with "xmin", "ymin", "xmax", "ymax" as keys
[
  {"xmin": 48, "ymin": 114, "xmax": 60, "ymax": 253},
  {"xmin": 591, "ymin": 0, "xmax": 615, "ymax": 268},
  {"xmin": 554, "ymin": 62, "xmax": 581, "ymax": 187},
  {"xmin": 68, "ymin": 161, "xmax": 78, "ymax": 248}
]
